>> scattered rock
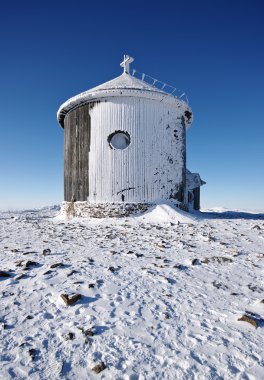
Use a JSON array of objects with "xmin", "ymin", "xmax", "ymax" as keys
[
  {"xmin": 252, "ymin": 225, "xmax": 261, "ymax": 230},
  {"xmin": 43, "ymin": 270, "xmax": 53, "ymax": 275},
  {"xmin": 29, "ymin": 348, "xmax": 37, "ymax": 360},
  {"xmin": 67, "ymin": 270, "xmax": 78, "ymax": 277},
  {"xmin": 16, "ymin": 260, "xmax": 24, "ymax": 267},
  {"xmin": 15, "ymin": 274, "xmax": 28, "ymax": 280},
  {"xmin": 213, "ymin": 281, "xmax": 228, "ymax": 290},
  {"xmin": 65, "ymin": 332, "xmax": 75, "ymax": 340},
  {"xmin": 248, "ymin": 284, "xmax": 263, "ymax": 293},
  {"xmin": 135, "ymin": 253, "xmax": 144, "ymax": 258},
  {"xmin": 173, "ymin": 264, "xmax": 188, "ymax": 270},
  {"xmin": 88, "ymin": 283, "xmax": 95, "ymax": 288},
  {"xmin": 92, "ymin": 362, "xmax": 106, "ymax": 374},
  {"xmin": 42, "ymin": 248, "xmax": 51, "ymax": 256},
  {"xmin": 11, "ymin": 249, "xmax": 19, "ymax": 253},
  {"xmin": 25, "ymin": 260, "xmax": 38, "ymax": 268},
  {"xmin": 82, "ymin": 328, "xmax": 95, "ymax": 337},
  {"xmin": 191, "ymin": 259, "xmax": 200, "ymax": 266},
  {"xmin": 50, "ymin": 263, "xmax": 64, "ymax": 269},
  {"xmin": 238, "ymin": 315, "xmax": 258, "ymax": 328},
  {"xmin": 60, "ymin": 293, "xmax": 81, "ymax": 306},
  {"xmin": 0, "ymin": 270, "xmax": 12, "ymax": 278},
  {"xmin": 202, "ymin": 256, "xmax": 233, "ymax": 264}
]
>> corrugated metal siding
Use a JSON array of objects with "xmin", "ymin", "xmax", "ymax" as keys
[{"xmin": 88, "ymin": 97, "xmax": 185, "ymax": 203}]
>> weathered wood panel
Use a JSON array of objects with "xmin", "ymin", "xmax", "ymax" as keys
[
  {"xmin": 64, "ymin": 105, "xmax": 91, "ymax": 201},
  {"xmin": 193, "ymin": 187, "xmax": 200, "ymax": 210}
]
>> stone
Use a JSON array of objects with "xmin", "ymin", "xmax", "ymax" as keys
[
  {"xmin": 42, "ymin": 249, "xmax": 51, "ymax": 256},
  {"xmin": 28, "ymin": 348, "xmax": 37, "ymax": 360},
  {"xmin": 67, "ymin": 270, "xmax": 78, "ymax": 277},
  {"xmin": 50, "ymin": 263, "xmax": 64, "ymax": 269},
  {"xmin": 238, "ymin": 315, "xmax": 258, "ymax": 328},
  {"xmin": 43, "ymin": 270, "xmax": 53, "ymax": 275},
  {"xmin": 82, "ymin": 328, "xmax": 95, "ymax": 337},
  {"xmin": 25, "ymin": 260, "xmax": 38, "ymax": 268},
  {"xmin": 60, "ymin": 293, "xmax": 81, "ymax": 306},
  {"xmin": 92, "ymin": 362, "xmax": 106, "ymax": 374},
  {"xmin": 0, "ymin": 270, "xmax": 11, "ymax": 278},
  {"xmin": 191, "ymin": 259, "xmax": 200, "ymax": 265},
  {"xmin": 15, "ymin": 274, "xmax": 28, "ymax": 280},
  {"xmin": 202, "ymin": 256, "xmax": 233, "ymax": 264},
  {"xmin": 65, "ymin": 332, "xmax": 75, "ymax": 340}
]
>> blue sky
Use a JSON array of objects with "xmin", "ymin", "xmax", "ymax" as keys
[{"xmin": 0, "ymin": 0, "xmax": 263, "ymax": 210}]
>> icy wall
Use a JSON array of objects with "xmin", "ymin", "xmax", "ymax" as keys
[{"xmin": 86, "ymin": 96, "xmax": 186, "ymax": 204}]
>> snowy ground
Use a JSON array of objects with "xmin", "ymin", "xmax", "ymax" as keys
[{"xmin": 0, "ymin": 205, "xmax": 264, "ymax": 380}]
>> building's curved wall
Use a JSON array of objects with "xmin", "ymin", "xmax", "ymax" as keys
[{"xmin": 64, "ymin": 96, "xmax": 187, "ymax": 205}]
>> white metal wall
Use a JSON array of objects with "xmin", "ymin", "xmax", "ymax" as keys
[{"xmin": 88, "ymin": 97, "xmax": 185, "ymax": 203}]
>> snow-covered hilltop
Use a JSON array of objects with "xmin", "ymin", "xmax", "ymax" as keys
[{"xmin": 0, "ymin": 206, "xmax": 264, "ymax": 379}]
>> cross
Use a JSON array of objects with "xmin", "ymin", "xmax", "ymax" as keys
[{"xmin": 120, "ymin": 54, "xmax": 134, "ymax": 74}]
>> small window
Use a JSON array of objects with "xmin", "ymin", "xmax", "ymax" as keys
[{"xmin": 108, "ymin": 131, "xmax": 131, "ymax": 150}]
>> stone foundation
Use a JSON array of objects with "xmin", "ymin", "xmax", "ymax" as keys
[{"xmin": 60, "ymin": 201, "xmax": 153, "ymax": 218}]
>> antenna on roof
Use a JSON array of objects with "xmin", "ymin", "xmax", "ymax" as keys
[{"xmin": 120, "ymin": 55, "xmax": 134, "ymax": 74}]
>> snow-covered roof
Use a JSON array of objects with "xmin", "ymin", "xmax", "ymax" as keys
[
  {"xmin": 186, "ymin": 170, "xmax": 206, "ymax": 190},
  {"xmin": 57, "ymin": 72, "xmax": 192, "ymax": 127}
]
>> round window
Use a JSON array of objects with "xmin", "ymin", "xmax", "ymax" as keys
[{"xmin": 108, "ymin": 131, "xmax": 131, "ymax": 150}]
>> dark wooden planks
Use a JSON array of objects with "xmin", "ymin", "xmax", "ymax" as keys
[{"xmin": 64, "ymin": 104, "xmax": 91, "ymax": 201}]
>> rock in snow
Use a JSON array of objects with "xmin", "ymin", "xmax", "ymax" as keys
[{"xmin": 0, "ymin": 205, "xmax": 264, "ymax": 379}]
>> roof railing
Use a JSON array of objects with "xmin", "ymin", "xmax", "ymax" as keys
[{"xmin": 131, "ymin": 69, "xmax": 189, "ymax": 104}]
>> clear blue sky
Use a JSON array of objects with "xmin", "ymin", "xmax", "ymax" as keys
[{"xmin": 0, "ymin": 0, "xmax": 263, "ymax": 210}]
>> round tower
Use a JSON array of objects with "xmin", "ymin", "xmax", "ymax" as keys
[{"xmin": 57, "ymin": 56, "xmax": 193, "ymax": 217}]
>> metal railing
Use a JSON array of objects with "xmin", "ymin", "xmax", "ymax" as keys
[{"xmin": 131, "ymin": 69, "xmax": 189, "ymax": 104}]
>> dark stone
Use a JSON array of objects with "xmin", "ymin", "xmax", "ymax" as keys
[
  {"xmin": 50, "ymin": 263, "xmax": 64, "ymax": 269},
  {"xmin": 65, "ymin": 332, "xmax": 75, "ymax": 340},
  {"xmin": 42, "ymin": 249, "xmax": 51, "ymax": 256},
  {"xmin": 67, "ymin": 270, "xmax": 78, "ymax": 277},
  {"xmin": 60, "ymin": 293, "xmax": 81, "ymax": 306},
  {"xmin": 191, "ymin": 259, "xmax": 200, "ymax": 266},
  {"xmin": 0, "ymin": 271, "xmax": 11, "ymax": 278},
  {"xmin": 92, "ymin": 362, "xmax": 106, "ymax": 374},
  {"xmin": 25, "ymin": 261, "xmax": 38, "ymax": 268},
  {"xmin": 16, "ymin": 274, "xmax": 28, "ymax": 280},
  {"xmin": 28, "ymin": 348, "xmax": 37, "ymax": 360},
  {"xmin": 43, "ymin": 270, "xmax": 53, "ymax": 275},
  {"xmin": 238, "ymin": 315, "xmax": 258, "ymax": 328},
  {"xmin": 82, "ymin": 328, "xmax": 95, "ymax": 337}
]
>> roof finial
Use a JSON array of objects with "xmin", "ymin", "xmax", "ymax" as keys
[{"xmin": 120, "ymin": 54, "xmax": 134, "ymax": 74}]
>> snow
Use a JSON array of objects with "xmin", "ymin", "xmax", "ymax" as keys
[
  {"xmin": 1, "ymin": 206, "xmax": 264, "ymax": 379},
  {"xmin": 57, "ymin": 73, "xmax": 192, "ymax": 127}
]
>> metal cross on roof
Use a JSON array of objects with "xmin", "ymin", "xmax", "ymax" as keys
[{"xmin": 120, "ymin": 54, "xmax": 134, "ymax": 74}]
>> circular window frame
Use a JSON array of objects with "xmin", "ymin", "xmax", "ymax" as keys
[{"xmin": 107, "ymin": 130, "xmax": 131, "ymax": 150}]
